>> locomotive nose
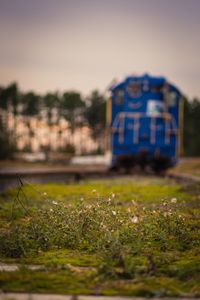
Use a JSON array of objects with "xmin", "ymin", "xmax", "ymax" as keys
[{"xmin": 109, "ymin": 74, "xmax": 181, "ymax": 173}]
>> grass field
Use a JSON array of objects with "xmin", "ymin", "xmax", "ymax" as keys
[{"xmin": 0, "ymin": 176, "xmax": 199, "ymax": 297}]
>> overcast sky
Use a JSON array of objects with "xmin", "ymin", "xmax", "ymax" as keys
[{"xmin": 0, "ymin": 0, "xmax": 199, "ymax": 98}]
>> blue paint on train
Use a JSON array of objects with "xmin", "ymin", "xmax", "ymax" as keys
[{"xmin": 110, "ymin": 74, "xmax": 182, "ymax": 172}]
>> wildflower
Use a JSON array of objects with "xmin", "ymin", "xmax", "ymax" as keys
[
  {"xmin": 111, "ymin": 193, "xmax": 115, "ymax": 198},
  {"xmin": 131, "ymin": 216, "xmax": 138, "ymax": 223},
  {"xmin": 131, "ymin": 200, "xmax": 137, "ymax": 206},
  {"xmin": 52, "ymin": 200, "xmax": 58, "ymax": 205},
  {"xmin": 112, "ymin": 210, "xmax": 117, "ymax": 216},
  {"xmin": 80, "ymin": 197, "xmax": 84, "ymax": 201},
  {"xmin": 163, "ymin": 212, "xmax": 172, "ymax": 217},
  {"xmin": 92, "ymin": 189, "xmax": 96, "ymax": 193},
  {"xmin": 43, "ymin": 192, "xmax": 47, "ymax": 196},
  {"xmin": 50, "ymin": 208, "xmax": 53, "ymax": 212},
  {"xmin": 171, "ymin": 197, "xmax": 177, "ymax": 203}
]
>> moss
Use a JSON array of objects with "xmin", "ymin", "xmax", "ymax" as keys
[
  {"xmin": 101, "ymin": 276, "xmax": 200, "ymax": 297},
  {"xmin": 164, "ymin": 252, "xmax": 200, "ymax": 280},
  {"xmin": 0, "ymin": 270, "xmax": 199, "ymax": 297},
  {"xmin": 0, "ymin": 269, "xmax": 95, "ymax": 294},
  {"xmin": 20, "ymin": 249, "xmax": 100, "ymax": 267}
]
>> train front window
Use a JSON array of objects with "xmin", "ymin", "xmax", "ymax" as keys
[
  {"xmin": 127, "ymin": 81, "xmax": 142, "ymax": 97},
  {"xmin": 114, "ymin": 90, "xmax": 124, "ymax": 105},
  {"xmin": 151, "ymin": 85, "xmax": 163, "ymax": 93},
  {"xmin": 167, "ymin": 92, "xmax": 177, "ymax": 106}
]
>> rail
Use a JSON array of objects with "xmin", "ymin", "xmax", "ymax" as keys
[{"xmin": 0, "ymin": 165, "xmax": 199, "ymax": 192}]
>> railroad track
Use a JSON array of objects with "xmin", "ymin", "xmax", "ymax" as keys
[
  {"xmin": 0, "ymin": 165, "xmax": 108, "ymax": 192},
  {"xmin": 167, "ymin": 171, "xmax": 200, "ymax": 184},
  {"xmin": 0, "ymin": 165, "xmax": 199, "ymax": 192}
]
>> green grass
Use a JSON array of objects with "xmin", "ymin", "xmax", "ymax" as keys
[
  {"xmin": 0, "ymin": 176, "xmax": 199, "ymax": 296},
  {"xmin": 0, "ymin": 176, "xmax": 186, "ymax": 206}
]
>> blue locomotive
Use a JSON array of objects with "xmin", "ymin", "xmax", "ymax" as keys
[{"xmin": 107, "ymin": 74, "xmax": 183, "ymax": 172}]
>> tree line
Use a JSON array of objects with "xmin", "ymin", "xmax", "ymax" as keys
[
  {"xmin": 0, "ymin": 82, "xmax": 106, "ymax": 159},
  {"xmin": 0, "ymin": 82, "xmax": 200, "ymax": 159},
  {"xmin": 183, "ymin": 97, "xmax": 200, "ymax": 156}
]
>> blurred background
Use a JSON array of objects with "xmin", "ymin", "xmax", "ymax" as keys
[{"xmin": 0, "ymin": 0, "xmax": 200, "ymax": 163}]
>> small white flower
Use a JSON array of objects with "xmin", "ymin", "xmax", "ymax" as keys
[
  {"xmin": 112, "ymin": 210, "xmax": 117, "ymax": 216},
  {"xmin": 50, "ymin": 208, "xmax": 53, "ymax": 212},
  {"xmin": 171, "ymin": 198, "xmax": 177, "ymax": 203},
  {"xmin": 111, "ymin": 193, "xmax": 115, "ymax": 198},
  {"xmin": 43, "ymin": 192, "xmax": 47, "ymax": 196},
  {"xmin": 52, "ymin": 200, "xmax": 58, "ymax": 205},
  {"xmin": 80, "ymin": 197, "xmax": 84, "ymax": 201},
  {"xmin": 131, "ymin": 216, "xmax": 138, "ymax": 223},
  {"xmin": 131, "ymin": 200, "xmax": 137, "ymax": 206}
]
